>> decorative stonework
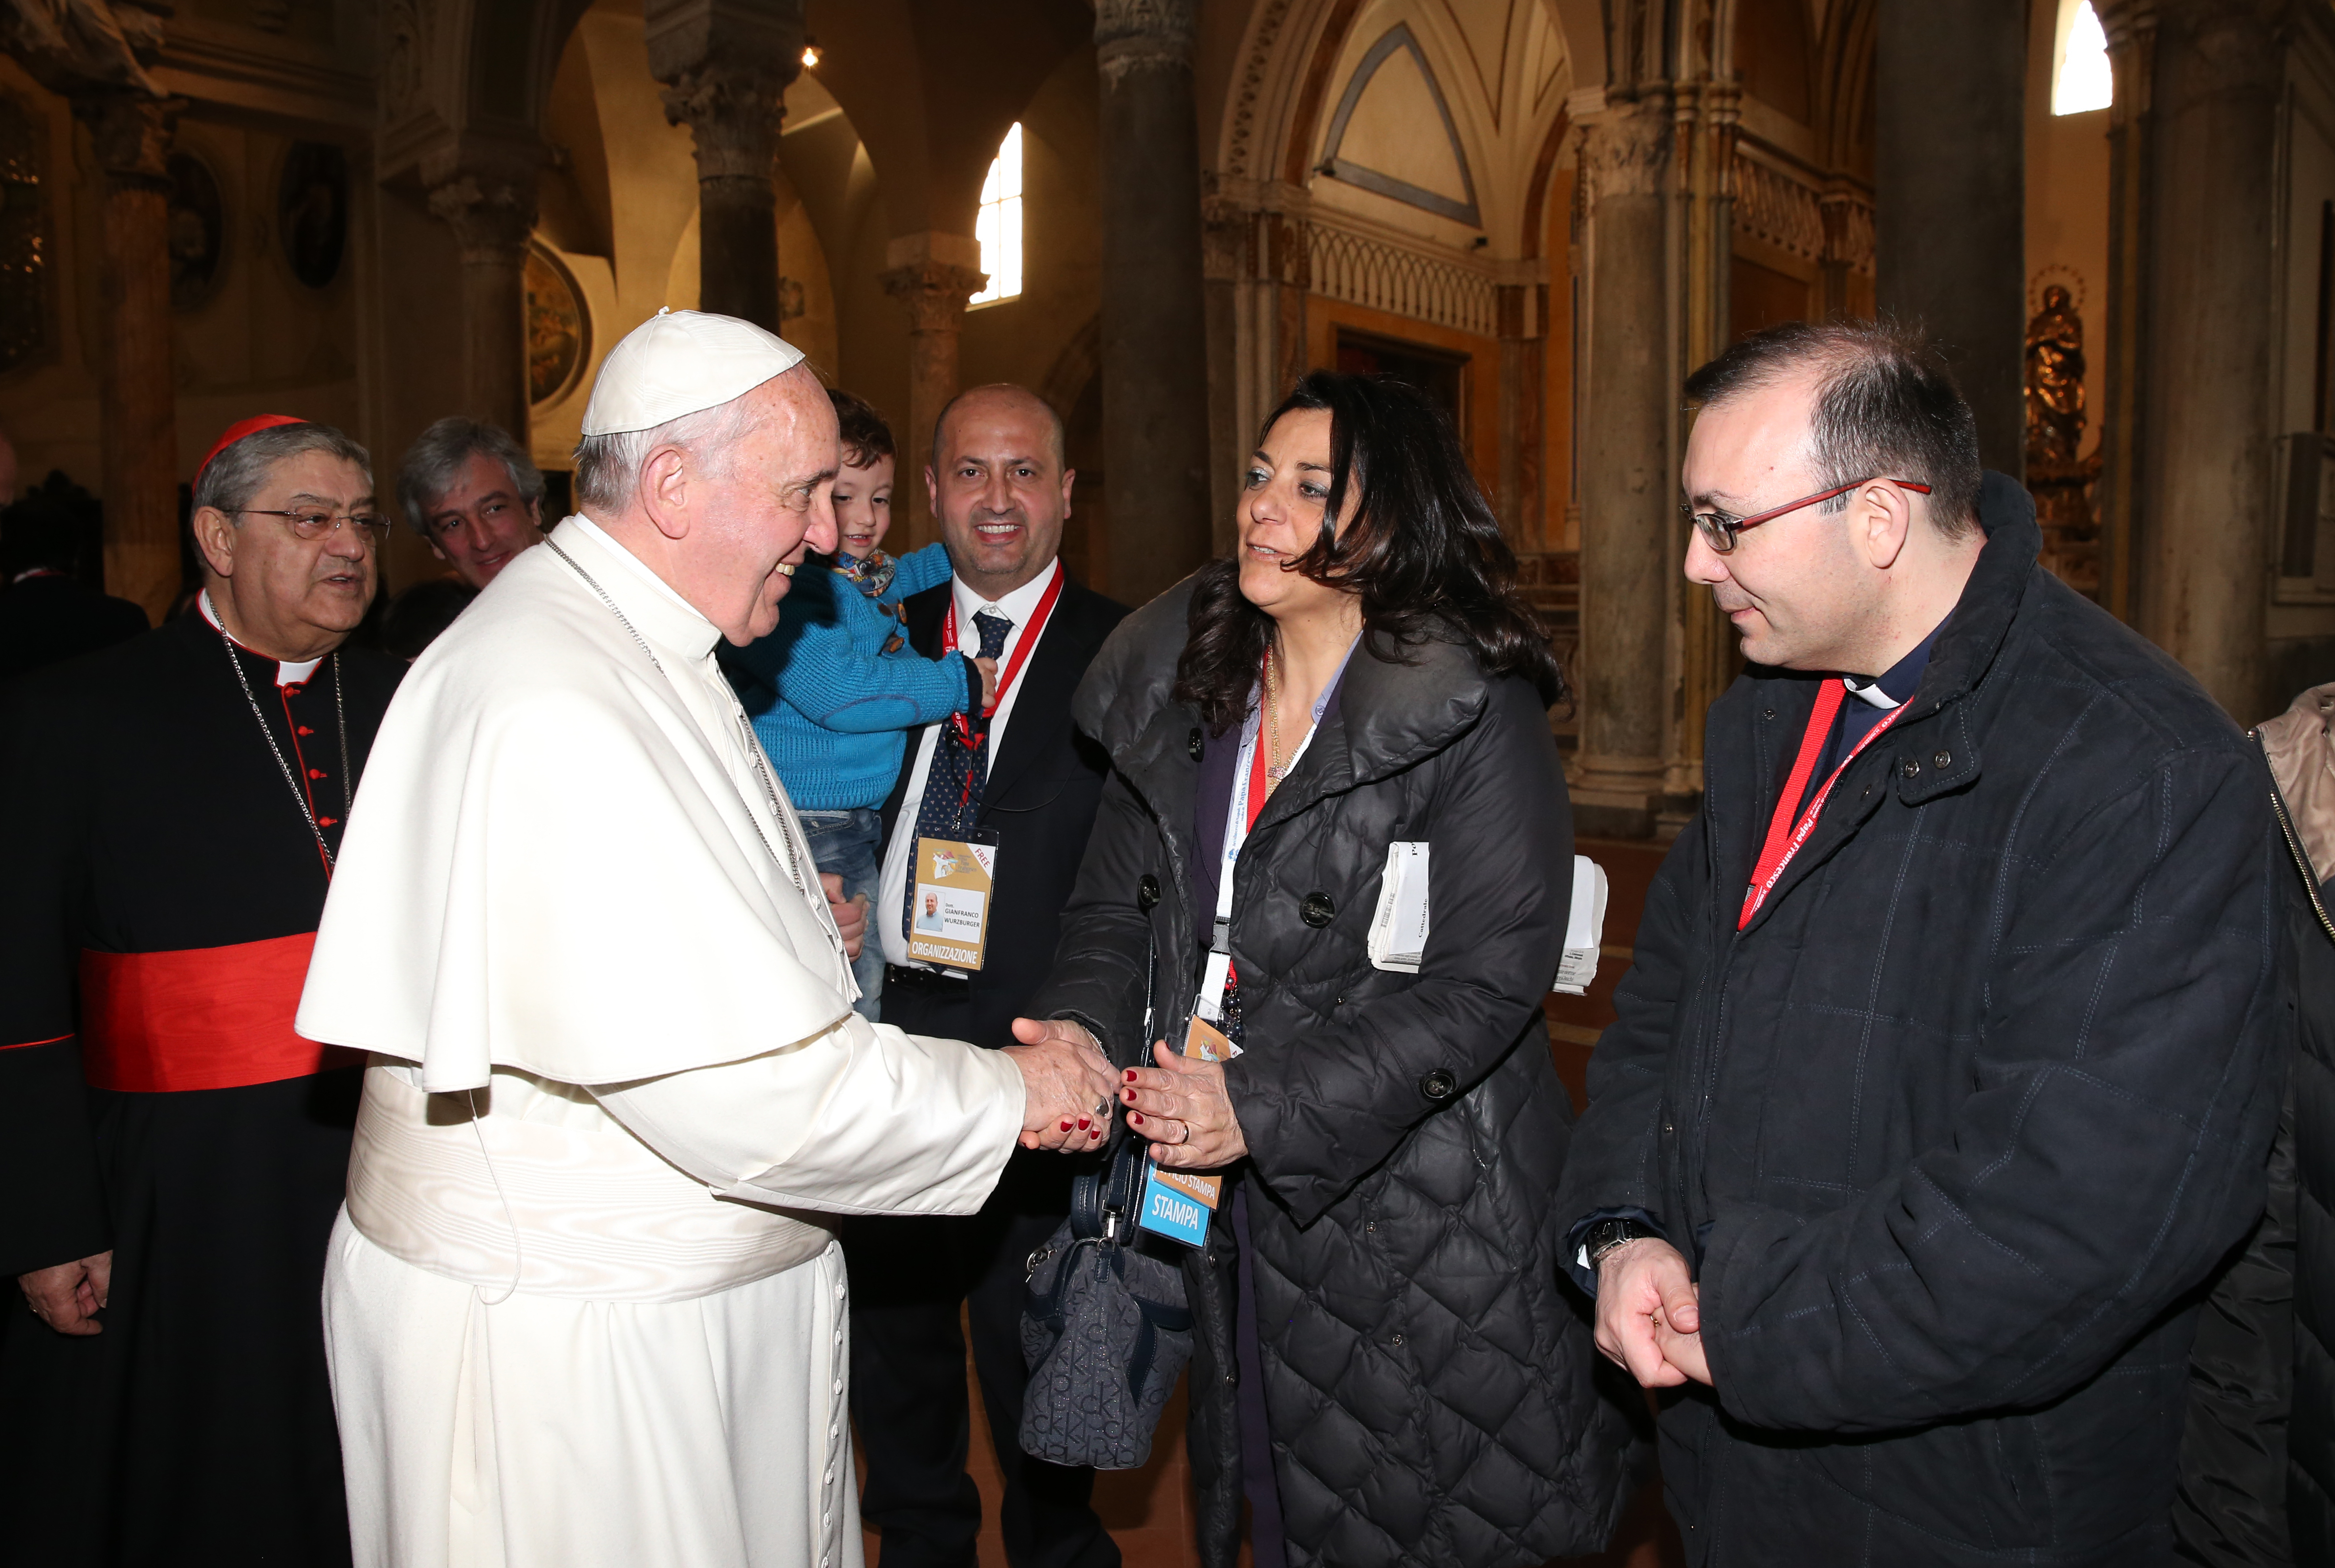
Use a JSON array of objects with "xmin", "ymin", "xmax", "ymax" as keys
[
  {"xmin": 0, "ymin": 0, "xmax": 164, "ymax": 99},
  {"xmin": 76, "ymin": 91, "xmax": 177, "ymax": 188},
  {"xmin": 1308, "ymin": 221, "xmax": 1499, "ymax": 336},
  {"xmin": 427, "ymin": 171, "xmax": 536, "ymax": 261},
  {"xmin": 1732, "ymin": 156, "xmax": 1824, "ymax": 261},
  {"xmin": 1580, "ymin": 97, "xmax": 1672, "ymax": 202},
  {"xmin": 1096, "ymin": 0, "xmax": 1196, "ymax": 86},
  {"xmin": 878, "ymin": 260, "xmax": 988, "ymax": 333},
  {"xmin": 1225, "ymin": 0, "xmax": 1301, "ymax": 179},
  {"xmin": 655, "ymin": 65, "xmax": 786, "ymax": 183}
]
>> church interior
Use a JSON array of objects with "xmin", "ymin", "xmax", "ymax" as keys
[{"xmin": 2, "ymin": 0, "xmax": 2331, "ymax": 1562}]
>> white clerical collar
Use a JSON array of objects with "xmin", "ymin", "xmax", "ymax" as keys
[
  {"xmin": 949, "ymin": 558, "xmax": 1061, "ymax": 643},
  {"xmin": 198, "ymin": 590, "xmax": 323, "ymax": 687},
  {"xmin": 557, "ymin": 514, "xmax": 721, "ymax": 662}
]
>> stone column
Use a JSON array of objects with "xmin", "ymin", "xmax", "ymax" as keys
[
  {"xmin": 645, "ymin": 0, "xmax": 803, "ymax": 333},
  {"xmin": 1572, "ymin": 97, "xmax": 1674, "ymax": 838},
  {"xmin": 1875, "ymin": 0, "xmax": 2025, "ymax": 476},
  {"xmin": 75, "ymin": 91, "xmax": 180, "ymax": 621},
  {"xmin": 2093, "ymin": 0, "xmax": 2159, "ymax": 623},
  {"xmin": 1496, "ymin": 282, "xmax": 1543, "ymax": 548},
  {"xmin": 880, "ymin": 239, "xmax": 986, "ymax": 552},
  {"xmin": 2134, "ymin": 0, "xmax": 2283, "ymax": 720},
  {"xmin": 424, "ymin": 164, "xmax": 537, "ymax": 441},
  {"xmin": 1097, "ymin": 0, "xmax": 1213, "ymax": 606}
]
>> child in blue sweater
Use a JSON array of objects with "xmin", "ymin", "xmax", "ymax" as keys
[{"xmin": 723, "ymin": 389, "xmax": 993, "ymax": 1020}]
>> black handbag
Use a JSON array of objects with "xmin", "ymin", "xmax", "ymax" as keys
[{"xmin": 1017, "ymin": 944, "xmax": 1195, "ymax": 1471}]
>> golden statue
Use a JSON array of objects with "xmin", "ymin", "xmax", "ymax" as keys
[
  {"xmin": 2024, "ymin": 283, "xmax": 2103, "ymax": 596},
  {"xmin": 2025, "ymin": 285, "xmax": 2086, "ymax": 468}
]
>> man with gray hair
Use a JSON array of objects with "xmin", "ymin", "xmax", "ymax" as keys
[
  {"xmin": 395, "ymin": 415, "xmax": 546, "ymax": 589},
  {"xmin": 1556, "ymin": 319, "xmax": 2286, "ymax": 1563},
  {"xmin": 298, "ymin": 310, "xmax": 1117, "ymax": 1568},
  {"xmin": 0, "ymin": 413, "xmax": 405, "ymax": 1562}
]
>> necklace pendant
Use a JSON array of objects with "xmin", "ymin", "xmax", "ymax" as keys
[{"xmin": 1267, "ymin": 763, "xmax": 1289, "ymax": 781}]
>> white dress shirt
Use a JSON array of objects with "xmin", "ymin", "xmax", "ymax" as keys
[{"xmin": 878, "ymin": 559, "xmax": 1065, "ymax": 970}]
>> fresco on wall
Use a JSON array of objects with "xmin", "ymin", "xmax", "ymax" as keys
[
  {"xmin": 166, "ymin": 151, "xmax": 224, "ymax": 312},
  {"xmin": 526, "ymin": 244, "xmax": 589, "ymax": 408},
  {"xmin": 278, "ymin": 142, "xmax": 347, "ymax": 290},
  {"xmin": 0, "ymin": 91, "xmax": 52, "ymax": 376}
]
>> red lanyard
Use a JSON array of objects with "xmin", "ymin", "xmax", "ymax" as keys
[
  {"xmin": 1738, "ymin": 678, "xmax": 1905, "ymax": 929},
  {"xmin": 941, "ymin": 564, "xmax": 1064, "ymax": 751}
]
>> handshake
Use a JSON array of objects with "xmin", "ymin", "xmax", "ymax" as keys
[
  {"xmin": 1001, "ymin": 1017, "xmax": 1117, "ymax": 1151},
  {"xmin": 814, "ymin": 874, "xmax": 1116, "ymax": 1152}
]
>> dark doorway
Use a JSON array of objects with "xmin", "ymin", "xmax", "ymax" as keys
[{"xmin": 1334, "ymin": 328, "xmax": 1469, "ymax": 432}]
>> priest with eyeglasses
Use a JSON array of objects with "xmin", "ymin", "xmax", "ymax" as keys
[
  {"xmin": 295, "ymin": 311, "xmax": 1118, "ymax": 1568},
  {"xmin": 0, "ymin": 415, "xmax": 404, "ymax": 1566}
]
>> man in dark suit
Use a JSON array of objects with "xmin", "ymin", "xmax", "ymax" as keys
[
  {"xmin": 856, "ymin": 383, "xmax": 1129, "ymax": 1568},
  {"xmin": 0, "ymin": 493, "xmax": 150, "ymax": 681}
]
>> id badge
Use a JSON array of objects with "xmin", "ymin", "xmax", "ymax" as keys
[
  {"xmin": 907, "ymin": 834, "xmax": 998, "ymax": 970},
  {"xmin": 1136, "ymin": 1015, "xmax": 1240, "ymax": 1248}
]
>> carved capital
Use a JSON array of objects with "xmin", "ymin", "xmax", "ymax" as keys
[
  {"xmin": 74, "ymin": 91, "xmax": 179, "ymax": 188},
  {"xmin": 879, "ymin": 260, "xmax": 988, "ymax": 333},
  {"xmin": 1580, "ymin": 96, "xmax": 1673, "ymax": 203},
  {"xmin": 428, "ymin": 172, "xmax": 538, "ymax": 262},
  {"xmin": 1096, "ymin": 0, "xmax": 1195, "ymax": 86},
  {"xmin": 656, "ymin": 65, "xmax": 787, "ymax": 182},
  {"xmin": 644, "ymin": 0, "xmax": 802, "ymax": 182}
]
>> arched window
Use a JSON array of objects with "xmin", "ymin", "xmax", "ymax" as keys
[
  {"xmin": 970, "ymin": 123, "xmax": 1023, "ymax": 306},
  {"xmin": 2052, "ymin": 0, "xmax": 2113, "ymax": 116}
]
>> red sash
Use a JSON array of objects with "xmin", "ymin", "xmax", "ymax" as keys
[{"xmin": 78, "ymin": 934, "xmax": 360, "ymax": 1092}]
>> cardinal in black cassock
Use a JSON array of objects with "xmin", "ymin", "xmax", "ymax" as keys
[{"xmin": 0, "ymin": 416, "xmax": 402, "ymax": 1567}]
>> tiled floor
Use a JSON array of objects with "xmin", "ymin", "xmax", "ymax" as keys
[{"xmin": 859, "ymin": 839, "xmax": 1686, "ymax": 1568}]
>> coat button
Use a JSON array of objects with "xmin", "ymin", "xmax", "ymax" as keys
[
  {"xmin": 1137, "ymin": 874, "xmax": 1161, "ymax": 912},
  {"xmin": 1389, "ymin": 1333, "xmax": 1404, "ymax": 1347},
  {"xmin": 1932, "ymin": 750, "xmax": 1952, "ymax": 768},
  {"xmin": 1900, "ymin": 758, "xmax": 1920, "ymax": 778},
  {"xmin": 1762, "ymin": 707, "xmax": 1776, "ymax": 720},
  {"xmin": 1420, "ymin": 1068, "xmax": 1457, "ymax": 1101},
  {"xmin": 1188, "ymin": 728, "xmax": 1204, "ymax": 760},
  {"xmin": 1301, "ymin": 891, "xmax": 1335, "ymax": 927}
]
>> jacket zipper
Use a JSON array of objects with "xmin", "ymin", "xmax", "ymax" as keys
[{"xmin": 2257, "ymin": 732, "xmax": 2335, "ymax": 945}]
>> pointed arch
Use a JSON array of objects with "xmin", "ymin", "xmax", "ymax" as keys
[{"xmin": 1319, "ymin": 24, "xmax": 1482, "ymax": 225}]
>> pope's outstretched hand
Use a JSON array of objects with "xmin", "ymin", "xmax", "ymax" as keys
[{"xmin": 1004, "ymin": 1017, "xmax": 1118, "ymax": 1151}]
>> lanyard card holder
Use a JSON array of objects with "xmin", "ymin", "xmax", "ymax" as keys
[
  {"xmin": 908, "ymin": 826, "xmax": 1000, "ymax": 970},
  {"xmin": 1133, "ymin": 1011, "xmax": 1236, "ymax": 1248}
]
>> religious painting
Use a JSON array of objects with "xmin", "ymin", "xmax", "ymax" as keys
[
  {"xmin": 278, "ymin": 142, "xmax": 347, "ymax": 290},
  {"xmin": 166, "ymin": 151, "xmax": 225, "ymax": 312},
  {"xmin": 0, "ymin": 91, "xmax": 54, "ymax": 376},
  {"xmin": 525, "ymin": 244, "xmax": 589, "ymax": 408}
]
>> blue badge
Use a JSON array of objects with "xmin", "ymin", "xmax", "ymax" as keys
[{"xmin": 1135, "ymin": 1164, "xmax": 1211, "ymax": 1247}]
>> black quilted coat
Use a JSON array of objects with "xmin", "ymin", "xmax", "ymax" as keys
[
  {"xmin": 1028, "ymin": 583, "xmax": 1645, "ymax": 1568},
  {"xmin": 1553, "ymin": 477, "xmax": 2290, "ymax": 1566}
]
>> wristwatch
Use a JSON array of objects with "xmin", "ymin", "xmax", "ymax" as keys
[{"xmin": 1581, "ymin": 1218, "xmax": 1659, "ymax": 1269}]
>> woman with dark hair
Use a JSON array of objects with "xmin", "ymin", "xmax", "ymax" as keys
[{"xmin": 1021, "ymin": 372, "xmax": 1641, "ymax": 1567}]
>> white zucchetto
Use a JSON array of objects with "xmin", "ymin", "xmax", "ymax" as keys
[{"xmin": 579, "ymin": 308, "xmax": 808, "ymax": 437}]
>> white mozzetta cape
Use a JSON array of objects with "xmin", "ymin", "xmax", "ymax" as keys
[{"xmin": 298, "ymin": 517, "xmax": 1022, "ymax": 1295}]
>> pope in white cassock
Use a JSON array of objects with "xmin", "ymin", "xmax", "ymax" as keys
[{"xmin": 296, "ymin": 311, "xmax": 1118, "ymax": 1568}]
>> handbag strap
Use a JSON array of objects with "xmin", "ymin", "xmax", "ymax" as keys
[{"xmin": 1069, "ymin": 934, "xmax": 1157, "ymax": 1244}]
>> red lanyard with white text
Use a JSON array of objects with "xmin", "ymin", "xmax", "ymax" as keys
[
  {"xmin": 1738, "ymin": 678, "xmax": 1905, "ymax": 929},
  {"xmin": 940, "ymin": 564, "xmax": 1064, "ymax": 752},
  {"xmin": 1194, "ymin": 669, "xmax": 1293, "ymax": 1022}
]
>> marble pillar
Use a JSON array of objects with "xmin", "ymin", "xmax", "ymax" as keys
[
  {"xmin": 880, "ymin": 241, "xmax": 986, "ymax": 552},
  {"xmin": 1572, "ymin": 97, "xmax": 1674, "ymax": 838},
  {"xmin": 75, "ymin": 91, "xmax": 179, "ymax": 621},
  {"xmin": 2135, "ymin": 0, "xmax": 2284, "ymax": 720},
  {"xmin": 425, "ymin": 166, "xmax": 536, "ymax": 442},
  {"xmin": 1875, "ymin": 0, "xmax": 2025, "ymax": 477},
  {"xmin": 1096, "ymin": 0, "xmax": 1213, "ymax": 606},
  {"xmin": 646, "ymin": 0, "xmax": 802, "ymax": 333}
]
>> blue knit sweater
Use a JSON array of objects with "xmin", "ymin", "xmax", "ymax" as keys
[{"xmin": 722, "ymin": 543, "xmax": 971, "ymax": 810}]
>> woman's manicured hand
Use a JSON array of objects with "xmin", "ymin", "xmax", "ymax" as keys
[{"xmin": 1122, "ymin": 1040, "xmax": 1249, "ymax": 1168}]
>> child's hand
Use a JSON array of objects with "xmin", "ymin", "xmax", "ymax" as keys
[
  {"xmin": 974, "ymin": 656, "xmax": 1000, "ymax": 711},
  {"xmin": 820, "ymin": 872, "xmax": 868, "ymax": 960}
]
